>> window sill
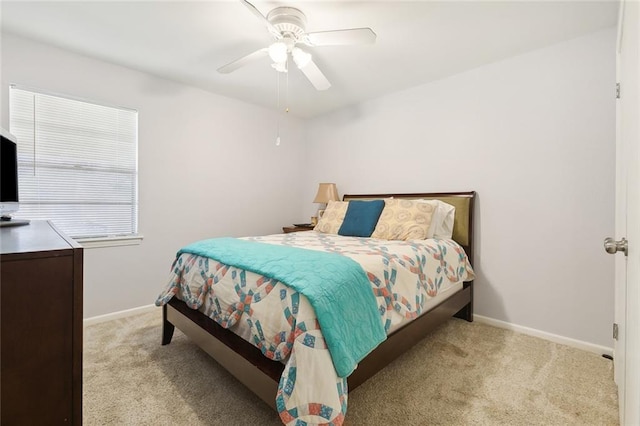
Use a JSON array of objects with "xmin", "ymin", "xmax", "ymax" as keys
[{"xmin": 76, "ymin": 234, "xmax": 144, "ymax": 249}]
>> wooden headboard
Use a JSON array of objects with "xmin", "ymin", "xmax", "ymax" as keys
[{"xmin": 342, "ymin": 191, "xmax": 476, "ymax": 264}]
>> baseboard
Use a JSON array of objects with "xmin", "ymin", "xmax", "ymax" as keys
[
  {"xmin": 83, "ymin": 304, "xmax": 157, "ymax": 327},
  {"xmin": 474, "ymin": 315, "xmax": 613, "ymax": 357},
  {"xmin": 83, "ymin": 306, "xmax": 614, "ymax": 357}
]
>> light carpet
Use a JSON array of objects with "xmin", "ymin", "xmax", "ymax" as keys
[{"xmin": 83, "ymin": 310, "xmax": 618, "ymax": 425}]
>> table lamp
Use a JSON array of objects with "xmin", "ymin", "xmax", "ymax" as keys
[{"xmin": 313, "ymin": 183, "xmax": 339, "ymax": 218}]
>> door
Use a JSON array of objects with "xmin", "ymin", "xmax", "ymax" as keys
[
  {"xmin": 613, "ymin": 1, "xmax": 640, "ymax": 425},
  {"xmin": 613, "ymin": 0, "xmax": 626, "ymax": 420}
]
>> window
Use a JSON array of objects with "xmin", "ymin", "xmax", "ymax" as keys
[{"xmin": 9, "ymin": 85, "xmax": 138, "ymax": 241}]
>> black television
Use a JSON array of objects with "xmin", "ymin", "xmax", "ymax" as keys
[{"xmin": 1, "ymin": 127, "xmax": 29, "ymax": 226}]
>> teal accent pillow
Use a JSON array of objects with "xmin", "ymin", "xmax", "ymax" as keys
[{"xmin": 338, "ymin": 200, "xmax": 386, "ymax": 237}]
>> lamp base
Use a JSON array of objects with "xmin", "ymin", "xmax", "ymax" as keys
[{"xmin": 318, "ymin": 209, "xmax": 326, "ymax": 218}]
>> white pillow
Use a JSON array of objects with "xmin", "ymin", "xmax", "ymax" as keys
[{"xmin": 418, "ymin": 200, "xmax": 455, "ymax": 239}]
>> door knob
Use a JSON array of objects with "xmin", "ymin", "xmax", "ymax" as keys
[{"xmin": 604, "ymin": 237, "xmax": 628, "ymax": 256}]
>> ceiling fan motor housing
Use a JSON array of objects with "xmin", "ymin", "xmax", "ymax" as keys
[{"xmin": 267, "ymin": 7, "xmax": 307, "ymax": 39}]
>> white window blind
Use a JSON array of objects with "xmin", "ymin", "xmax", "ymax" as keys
[{"xmin": 9, "ymin": 85, "xmax": 138, "ymax": 239}]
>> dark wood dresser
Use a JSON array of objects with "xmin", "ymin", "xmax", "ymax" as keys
[{"xmin": 1, "ymin": 220, "xmax": 83, "ymax": 425}]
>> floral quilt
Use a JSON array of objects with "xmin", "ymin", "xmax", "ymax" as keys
[{"xmin": 156, "ymin": 231, "xmax": 475, "ymax": 425}]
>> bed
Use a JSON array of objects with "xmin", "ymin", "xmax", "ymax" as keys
[{"xmin": 157, "ymin": 191, "xmax": 475, "ymax": 425}]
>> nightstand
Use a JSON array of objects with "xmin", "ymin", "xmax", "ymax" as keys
[{"xmin": 282, "ymin": 225, "xmax": 315, "ymax": 233}]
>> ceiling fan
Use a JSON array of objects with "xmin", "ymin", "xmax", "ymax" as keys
[{"xmin": 217, "ymin": 0, "xmax": 377, "ymax": 91}]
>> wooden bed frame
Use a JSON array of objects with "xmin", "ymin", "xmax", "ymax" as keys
[{"xmin": 162, "ymin": 191, "xmax": 475, "ymax": 410}]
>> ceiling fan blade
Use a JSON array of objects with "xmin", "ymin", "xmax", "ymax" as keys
[
  {"xmin": 298, "ymin": 59, "xmax": 331, "ymax": 91},
  {"xmin": 304, "ymin": 28, "xmax": 376, "ymax": 46},
  {"xmin": 217, "ymin": 48, "xmax": 268, "ymax": 74},
  {"xmin": 241, "ymin": 0, "xmax": 282, "ymax": 39}
]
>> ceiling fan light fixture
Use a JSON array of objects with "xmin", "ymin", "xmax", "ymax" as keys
[
  {"xmin": 220, "ymin": 1, "xmax": 376, "ymax": 92},
  {"xmin": 268, "ymin": 41, "xmax": 288, "ymax": 63},
  {"xmin": 292, "ymin": 47, "xmax": 312, "ymax": 69}
]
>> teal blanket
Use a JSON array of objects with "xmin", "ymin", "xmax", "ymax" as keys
[{"xmin": 179, "ymin": 237, "xmax": 386, "ymax": 377}]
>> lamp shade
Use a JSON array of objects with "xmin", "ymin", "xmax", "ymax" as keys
[
  {"xmin": 313, "ymin": 183, "xmax": 339, "ymax": 203},
  {"xmin": 268, "ymin": 41, "xmax": 288, "ymax": 63},
  {"xmin": 292, "ymin": 47, "xmax": 312, "ymax": 69}
]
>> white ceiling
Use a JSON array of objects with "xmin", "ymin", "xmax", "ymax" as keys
[{"xmin": 1, "ymin": 1, "xmax": 618, "ymax": 118}]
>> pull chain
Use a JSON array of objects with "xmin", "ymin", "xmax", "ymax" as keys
[
  {"xmin": 285, "ymin": 56, "xmax": 289, "ymax": 115},
  {"xmin": 275, "ymin": 66, "xmax": 281, "ymax": 146},
  {"xmin": 275, "ymin": 58, "xmax": 291, "ymax": 146}
]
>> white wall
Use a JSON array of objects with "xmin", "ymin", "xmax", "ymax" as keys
[
  {"xmin": 303, "ymin": 29, "xmax": 616, "ymax": 347},
  {"xmin": 1, "ymin": 28, "xmax": 617, "ymax": 348},
  {"xmin": 1, "ymin": 33, "xmax": 307, "ymax": 318}
]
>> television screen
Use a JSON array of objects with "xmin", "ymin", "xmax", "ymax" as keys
[{"xmin": 0, "ymin": 128, "xmax": 19, "ymax": 216}]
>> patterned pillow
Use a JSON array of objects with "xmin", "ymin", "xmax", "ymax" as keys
[
  {"xmin": 371, "ymin": 199, "xmax": 435, "ymax": 240},
  {"xmin": 313, "ymin": 200, "xmax": 349, "ymax": 234}
]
